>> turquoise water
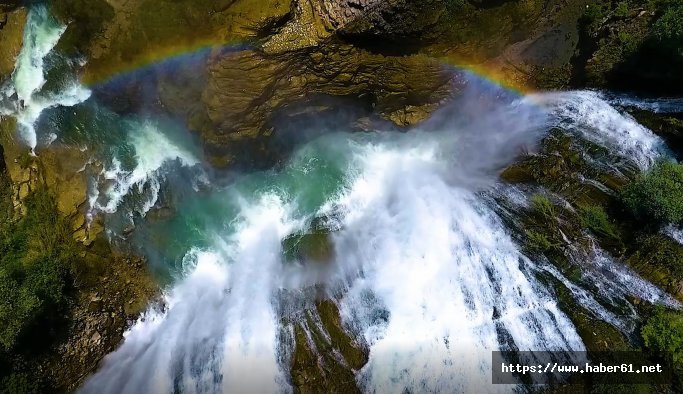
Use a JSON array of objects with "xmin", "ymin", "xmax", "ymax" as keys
[{"xmin": 4, "ymin": 5, "xmax": 683, "ymax": 393}]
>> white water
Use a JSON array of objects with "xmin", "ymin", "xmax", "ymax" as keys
[
  {"xmin": 92, "ymin": 120, "xmax": 200, "ymax": 216},
  {"xmin": 1, "ymin": 5, "xmax": 678, "ymax": 392},
  {"xmin": 664, "ymin": 225, "xmax": 683, "ymax": 244},
  {"xmin": 79, "ymin": 83, "xmax": 681, "ymax": 392},
  {"xmin": 535, "ymin": 91, "xmax": 669, "ymax": 169},
  {"xmin": 1, "ymin": 5, "xmax": 90, "ymax": 150},
  {"xmin": 607, "ymin": 94, "xmax": 683, "ymax": 114},
  {"xmin": 82, "ymin": 92, "xmax": 587, "ymax": 393},
  {"xmin": 330, "ymin": 141, "xmax": 584, "ymax": 392},
  {"xmin": 82, "ymin": 196, "xmax": 296, "ymax": 394},
  {"xmin": 542, "ymin": 243, "xmax": 680, "ymax": 334}
]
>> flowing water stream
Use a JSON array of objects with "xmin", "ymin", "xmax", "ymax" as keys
[{"xmin": 3, "ymin": 5, "xmax": 683, "ymax": 394}]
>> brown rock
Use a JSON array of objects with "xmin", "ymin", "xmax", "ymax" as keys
[
  {"xmin": 0, "ymin": 6, "xmax": 26, "ymax": 81},
  {"xmin": 200, "ymin": 44, "xmax": 453, "ymax": 167}
]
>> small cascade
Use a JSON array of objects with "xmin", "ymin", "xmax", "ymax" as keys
[{"xmin": 1, "ymin": 4, "xmax": 90, "ymax": 150}]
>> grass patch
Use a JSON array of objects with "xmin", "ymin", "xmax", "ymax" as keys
[
  {"xmin": 531, "ymin": 194, "xmax": 555, "ymax": 219},
  {"xmin": 579, "ymin": 205, "xmax": 619, "ymax": 239},
  {"xmin": 621, "ymin": 160, "xmax": 683, "ymax": 225}
]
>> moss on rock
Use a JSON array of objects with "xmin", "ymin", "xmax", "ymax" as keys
[
  {"xmin": 290, "ymin": 300, "xmax": 368, "ymax": 393},
  {"xmin": 626, "ymin": 234, "xmax": 683, "ymax": 300}
]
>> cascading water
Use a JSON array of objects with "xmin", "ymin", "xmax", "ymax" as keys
[
  {"xmin": 4, "ymin": 7, "xmax": 681, "ymax": 391},
  {"xmin": 78, "ymin": 81, "xmax": 683, "ymax": 393},
  {"xmin": 329, "ymin": 141, "xmax": 584, "ymax": 393},
  {"xmin": 0, "ymin": 4, "xmax": 90, "ymax": 150},
  {"xmin": 93, "ymin": 119, "xmax": 201, "ymax": 216},
  {"xmin": 535, "ymin": 91, "xmax": 670, "ymax": 169}
]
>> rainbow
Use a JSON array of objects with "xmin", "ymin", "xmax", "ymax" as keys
[
  {"xmin": 85, "ymin": 39, "xmax": 533, "ymax": 103},
  {"xmin": 83, "ymin": 39, "xmax": 249, "ymax": 87},
  {"xmin": 440, "ymin": 56, "xmax": 533, "ymax": 96}
]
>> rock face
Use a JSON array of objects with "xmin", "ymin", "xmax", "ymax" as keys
[
  {"xmin": 44, "ymin": 255, "xmax": 159, "ymax": 392},
  {"xmin": 56, "ymin": 0, "xmax": 683, "ymax": 171},
  {"xmin": 51, "ymin": 0, "xmax": 294, "ymax": 83},
  {"xmin": 0, "ymin": 118, "xmax": 104, "ymax": 245},
  {"xmin": 262, "ymin": 0, "xmax": 445, "ymax": 54},
  {"xmin": 71, "ymin": 0, "xmax": 456, "ymax": 168},
  {"xmin": 0, "ymin": 6, "xmax": 26, "ymax": 81},
  {"xmin": 1, "ymin": 0, "xmax": 680, "ymax": 392},
  {"xmin": 200, "ymin": 45, "xmax": 453, "ymax": 167},
  {"xmin": 1, "ymin": 118, "xmax": 159, "ymax": 392},
  {"xmin": 290, "ymin": 300, "xmax": 369, "ymax": 394}
]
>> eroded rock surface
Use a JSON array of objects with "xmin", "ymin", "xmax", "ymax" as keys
[
  {"xmin": 0, "ymin": 5, "xmax": 25, "ymax": 81},
  {"xmin": 201, "ymin": 45, "xmax": 453, "ymax": 166}
]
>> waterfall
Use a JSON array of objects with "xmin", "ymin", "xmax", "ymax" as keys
[
  {"xmin": 77, "ymin": 74, "xmax": 683, "ymax": 392},
  {"xmin": 534, "ymin": 91, "xmax": 670, "ymax": 169},
  {"xmin": 1, "ymin": 4, "xmax": 90, "ymax": 150},
  {"xmin": 92, "ymin": 119, "xmax": 201, "ymax": 217},
  {"xmin": 80, "ymin": 88, "xmax": 581, "ymax": 393},
  {"xmin": 330, "ymin": 141, "xmax": 584, "ymax": 393}
]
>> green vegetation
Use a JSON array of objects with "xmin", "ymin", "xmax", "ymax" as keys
[
  {"xmin": 627, "ymin": 234, "xmax": 683, "ymax": 285},
  {"xmin": 653, "ymin": 2, "xmax": 683, "ymax": 45},
  {"xmin": 524, "ymin": 229, "xmax": 554, "ymax": 253},
  {"xmin": 642, "ymin": 309, "xmax": 683, "ymax": 375},
  {"xmin": 0, "ymin": 188, "xmax": 74, "ymax": 351},
  {"xmin": 531, "ymin": 194, "xmax": 555, "ymax": 219},
  {"xmin": 621, "ymin": 160, "xmax": 683, "ymax": 225},
  {"xmin": 615, "ymin": 1, "xmax": 631, "ymax": 18},
  {"xmin": 522, "ymin": 194, "xmax": 566, "ymax": 254},
  {"xmin": 0, "ymin": 177, "xmax": 82, "ymax": 388},
  {"xmin": 580, "ymin": 2, "xmax": 609, "ymax": 34},
  {"xmin": 579, "ymin": 205, "xmax": 619, "ymax": 240}
]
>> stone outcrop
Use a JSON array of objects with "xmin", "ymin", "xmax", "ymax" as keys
[
  {"xmin": 0, "ymin": 117, "xmax": 104, "ymax": 245},
  {"xmin": 51, "ymin": 0, "xmax": 294, "ymax": 83},
  {"xmin": 1, "ymin": 120, "xmax": 159, "ymax": 392},
  {"xmin": 0, "ymin": 5, "xmax": 25, "ymax": 81},
  {"xmin": 44, "ymin": 254, "xmax": 158, "ymax": 392},
  {"xmin": 262, "ymin": 0, "xmax": 445, "ymax": 54},
  {"xmin": 199, "ymin": 45, "xmax": 453, "ymax": 167}
]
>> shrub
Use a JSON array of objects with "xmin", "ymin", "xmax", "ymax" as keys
[
  {"xmin": 621, "ymin": 161, "xmax": 683, "ymax": 224},
  {"xmin": 525, "ymin": 229, "xmax": 554, "ymax": 252},
  {"xmin": 0, "ymin": 188, "xmax": 75, "ymax": 353},
  {"xmin": 579, "ymin": 205, "xmax": 619, "ymax": 239},
  {"xmin": 654, "ymin": 4, "xmax": 683, "ymax": 43},
  {"xmin": 0, "ymin": 371, "xmax": 41, "ymax": 394},
  {"xmin": 642, "ymin": 310, "xmax": 683, "ymax": 372},
  {"xmin": 615, "ymin": 1, "xmax": 631, "ymax": 18},
  {"xmin": 531, "ymin": 194, "xmax": 555, "ymax": 219}
]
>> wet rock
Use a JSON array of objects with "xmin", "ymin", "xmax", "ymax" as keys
[
  {"xmin": 626, "ymin": 234, "xmax": 683, "ymax": 301},
  {"xmin": 500, "ymin": 131, "xmax": 630, "ymax": 206},
  {"xmin": 201, "ymin": 44, "xmax": 452, "ymax": 167},
  {"xmin": 90, "ymin": 332, "xmax": 101, "ymax": 344},
  {"xmin": 283, "ymin": 230, "xmax": 334, "ymax": 264},
  {"xmin": 629, "ymin": 110, "xmax": 683, "ymax": 159},
  {"xmin": 290, "ymin": 301, "xmax": 367, "ymax": 393},
  {"xmin": 53, "ymin": 0, "xmax": 293, "ymax": 83},
  {"xmin": 0, "ymin": 6, "xmax": 26, "ymax": 81}
]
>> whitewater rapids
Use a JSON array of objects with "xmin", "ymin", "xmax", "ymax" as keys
[
  {"xmin": 0, "ymin": 4, "xmax": 90, "ymax": 150},
  {"xmin": 0, "ymin": 4, "xmax": 681, "ymax": 393},
  {"xmin": 79, "ymin": 87, "xmax": 679, "ymax": 394}
]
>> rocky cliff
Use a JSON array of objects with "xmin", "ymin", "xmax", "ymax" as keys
[
  {"xmin": 0, "ymin": 0, "xmax": 680, "ymax": 391},
  {"xmin": 48, "ymin": 0, "xmax": 683, "ymax": 171}
]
